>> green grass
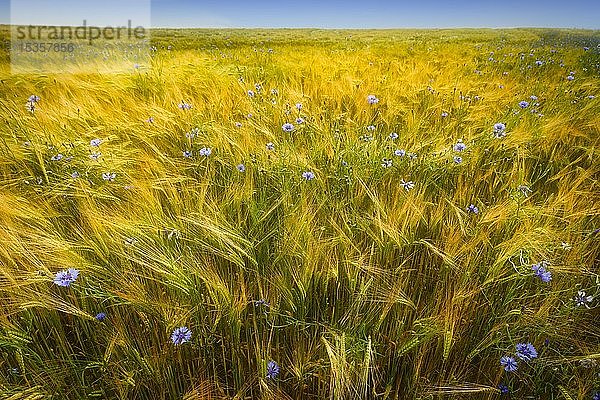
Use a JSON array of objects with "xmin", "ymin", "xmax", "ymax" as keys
[{"xmin": 0, "ymin": 27, "xmax": 599, "ymax": 399}]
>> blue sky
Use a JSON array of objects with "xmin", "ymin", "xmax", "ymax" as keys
[{"xmin": 2, "ymin": 0, "xmax": 599, "ymax": 28}]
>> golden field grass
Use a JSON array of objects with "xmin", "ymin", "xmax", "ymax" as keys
[{"xmin": 0, "ymin": 28, "xmax": 599, "ymax": 399}]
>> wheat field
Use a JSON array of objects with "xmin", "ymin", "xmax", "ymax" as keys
[{"xmin": 0, "ymin": 28, "xmax": 599, "ymax": 399}]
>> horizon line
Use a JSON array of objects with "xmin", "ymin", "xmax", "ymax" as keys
[{"xmin": 1, "ymin": 23, "xmax": 599, "ymax": 30}]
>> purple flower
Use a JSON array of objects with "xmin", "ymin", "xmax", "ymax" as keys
[
  {"xmin": 388, "ymin": 132, "xmax": 398, "ymax": 140},
  {"xmin": 394, "ymin": 149, "xmax": 406, "ymax": 157},
  {"xmin": 574, "ymin": 290, "xmax": 593, "ymax": 308},
  {"xmin": 453, "ymin": 140, "xmax": 466, "ymax": 152},
  {"xmin": 253, "ymin": 299, "xmax": 269, "ymax": 307},
  {"xmin": 593, "ymin": 392, "xmax": 600, "ymax": 400},
  {"xmin": 90, "ymin": 138, "xmax": 102, "ymax": 147},
  {"xmin": 295, "ymin": 103, "xmax": 302, "ymax": 110},
  {"xmin": 400, "ymin": 180, "xmax": 414, "ymax": 191},
  {"xmin": 515, "ymin": 342, "xmax": 538, "ymax": 361},
  {"xmin": 519, "ymin": 101, "xmax": 529, "ymax": 108},
  {"xmin": 493, "ymin": 122, "xmax": 507, "ymax": 138},
  {"xmin": 532, "ymin": 262, "xmax": 552, "ymax": 283},
  {"xmin": 90, "ymin": 152, "xmax": 102, "ymax": 161},
  {"xmin": 498, "ymin": 384, "xmax": 509, "ymax": 394},
  {"xmin": 567, "ymin": 75, "xmax": 575, "ymax": 81},
  {"xmin": 171, "ymin": 326, "xmax": 192, "ymax": 345},
  {"xmin": 235, "ymin": 122, "xmax": 243, "ymax": 128},
  {"xmin": 266, "ymin": 142, "xmax": 275, "ymax": 151},
  {"xmin": 266, "ymin": 360, "xmax": 280, "ymax": 379},
  {"xmin": 102, "ymin": 172, "xmax": 116, "ymax": 181},
  {"xmin": 28, "ymin": 95, "xmax": 40, "ymax": 103},
  {"xmin": 199, "ymin": 147, "xmax": 212, "ymax": 157},
  {"xmin": 282, "ymin": 123, "xmax": 294, "ymax": 132},
  {"xmin": 236, "ymin": 164, "xmax": 246, "ymax": 172},
  {"xmin": 247, "ymin": 90, "xmax": 255, "ymax": 97},
  {"xmin": 296, "ymin": 117, "xmax": 305, "ymax": 124},
  {"xmin": 51, "ymin": 154, "xmax": 64, "ymax": 161},
  {"xmin": 71, "ymin": 171, "xmax": 80, "ymax": 179},
  {"xmin": 441, "ymin": 111, "xmax": 449, "ymax": 117},
  {"xmin": 302, "ymin": 171, "xmax": 315, "ymax": 180},
  {"xmin": 467, "ymin": 204, "xmax": 479, "ymax": 214},
  {"xmin": 183, "ymin": 150, "xmax": 192, "ymax": 158},
  {"xmin": 500, "ymin": 356, "xmax": 518, "ymax": 372},
  {"xmin": 95, "ymin": 312, "xmax": 107, "ymax": 321},
  {"xmin": 366, "ymin": 125, "xmax": 376, "ymax": 132},
  {"xmin": 178, "ymin": 101, "xmax": 192, "ymax": 110},
  {"xmin": 53, "ymin": 268, "xmax": 79, "ymax": 287},
  {"xmin": 367, "ymin": 94, "xmax": 379, "ymax": 104},
  {"xmin": 453, "ymin": 156, "xmax": 463, "ymax": 164}
]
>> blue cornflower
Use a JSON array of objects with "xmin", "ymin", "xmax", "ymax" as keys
[
  {"xmin": 467, "ymin": 204, "xmax": 479, "ymax": 214},
  {"xmin": 394, "ymin": 149, "xmax": 406, "ymax": 157},
  {"xmin": 441, "ymin": 111, "xmax": 449, "ymax": 117},
  {"xmin": 266, "ymin": 142, "xmax": 275, "ymax": 151},
  {"xmin": 535, "ymin": 60, "xmax": 543, "ymax": 66},
  {"xmin": 493, "ymin": 122, "xmax": 507, "ymax": 138},
  {"xmin": 199, "ymin": 147, "xmax": 212, "ymax": 157},
  {"xmin": 53, "ymin": 268, "xmax": 79, "ymax": 287},
  {"xmin": 302, "ymin": 171, "xmax": 315, "ymax": 180},
  {"xmin": 247, "ymin": 90, "xmax": 255, "ymax": 97},
  {"xmin": 51, "ymin": 154, "xmax": 64, "ymax": 161},
  {"xmin": 178, "ymin": 101, "xmax": 192, "ymax": 110},
  {"xmin": 367, "ymin": 94, "xmax": 379, "ymax": 104},
  {"xmin": 498, "ymin": 384, "xmax": 509, "ymax": 394},
  {"xmin": 71, "ymin": 171, "xmax": 80, "ymax": 179},
  {"xmin": 453, "ymin": 140, "xmax": 466, "ymax": 152},
  {"xmin": 295, "ymin": 103, "xmax": 302, "ymax": 110},
  {"xmin": 90, "ymin": 138, "xmax": 102, "ymax": 147},
  {"xmin": 519, "ymin": 101, "xmax": 529, "ymax": 108},
  {"xmin": 235, "ymin": 122, "xmax": 242, "ymax": 128},
  {"xmin": 28, "ymin": 95, "xmax": 40, "ymax": 103},
  {"xmin": 453, "ymin": 156, "xmax": 463, "ymax": 164},
  {"xmin": 593, "ymin": 392, "xmax": 600, "ymax": 400},
  {"xmin": 388, "ymin": 132, "xmax": 398, "ymax": 140},
  {"xmin": 236, "ymin": 164, "xmax": 246, "ymax": 172},
  {"xmin": 532, "ymin": 262, "xmax": 552, "ymax": 283},
  {"xmin": 254, "ymin": 299, "xmax": 269, "ymax": 307},
  {"xmin": 400, "ymin": 180, "xmax": 414, "ymax": 191},
  {"xmin": 574, "ymin": 290, "xmax": 593, "ymax": 308},
  {"xmin": 515, "ymin": 343, "xmax": 538, "ymax": 361},
  {"xmin": 171, "ymin": 326, "xmax": 192, "ymax": 345},
  {"xmin": 183, "ymin": 150, "xmax": 192, "ymax": 158},
  {"xmin": 90, "ymin": 152, "xmax": 102, "ymax": 161},
  {"xmin": 366, "ymin": 125, "xmax": 376, "ymax": 131},
  {"xmin": 296, "ymin": 117, "xmax": 305, "ymax": 124},
  {"xmin": 266, "ymin": 360, "xmax": 280, "ymax": 379},
  {"xmin": 102, "ymin": 172, "xmax": 116, "ymax": 181},
  {"xmin": 282, "ymin": 123, "xmax": 294, "ymax": 132},
  {"xmin": 500, "ymin": 356, "xmax": 518, "ymax": 372},
  {"xmin": 567, "ymin": 75, "xmax": 575, "ymax": 81},
  {"xmin": 95, "ymin": 312, "xmax": 107, "ymax": 321}
]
